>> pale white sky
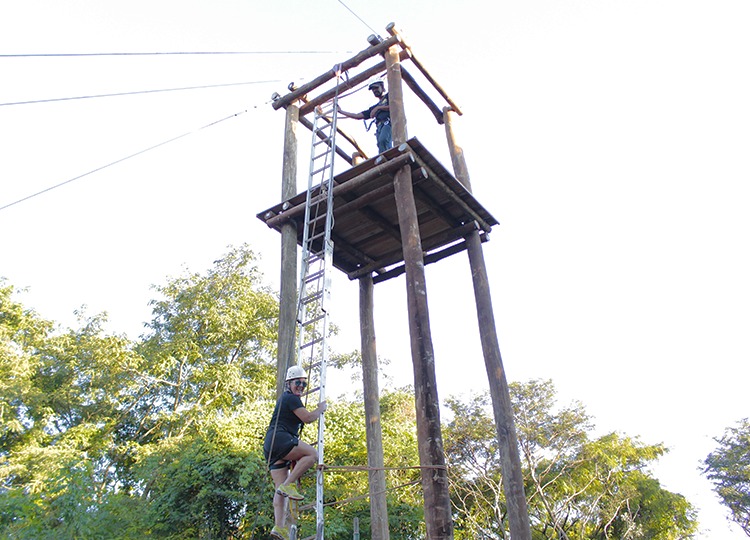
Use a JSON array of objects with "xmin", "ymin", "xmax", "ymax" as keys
[{"xmin": 1, "ymin": 1, "xmax": 748, "ymax": 538}]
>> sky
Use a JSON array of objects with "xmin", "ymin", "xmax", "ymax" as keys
[{"xmin": 1, "ymin": 1, "xmax": 748, "ymax": 537}]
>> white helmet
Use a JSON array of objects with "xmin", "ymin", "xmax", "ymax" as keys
[
  {"xmin": 368, "ymin": 79, "xmax": 385, "ymax": 90},
  {"xmin": 285, "ymin": 365, "xmax": 306, "ymax": 381}
]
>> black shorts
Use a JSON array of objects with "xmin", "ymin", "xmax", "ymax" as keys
[{"xmin": 263, "ymin": 430, "xmax": 299, "ymax": 469}]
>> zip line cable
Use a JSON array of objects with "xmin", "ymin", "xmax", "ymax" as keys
[
  {"xmin": 0, "ymin": 110, "xmax": 248, "ymax": 213},
  {"xmin": 0, "ymin": 80, "xmax": 279, "ymax": 108},
  {"xmin": 0, "ymin": 50, "xmax": 350, "ymax": 58},
  {"xmin": 336, "ymin": 0, "xmax": 380, "ymax": 37}
]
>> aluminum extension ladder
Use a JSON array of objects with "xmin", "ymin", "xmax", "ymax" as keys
[{"xmin": 292, "ymin": 69, "xmax": 343, "ymax": 540}]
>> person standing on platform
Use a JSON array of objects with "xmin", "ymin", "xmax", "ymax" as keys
[{"xmin": 337, "ymin": 79, "xmax": 392, "ymax": 154}]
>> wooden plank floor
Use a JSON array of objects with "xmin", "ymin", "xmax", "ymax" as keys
[{"xmin": 257, "ymin": 138, "xmax": 499, "ymax": 281}]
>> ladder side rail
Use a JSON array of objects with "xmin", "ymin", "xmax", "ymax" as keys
[
  {"xmin": 313, "ymin": 78, "xmax": 342, "ymax": 540},
  {"xmin": 291, "ymin": 70, "xmax": 342, "ymax": 540},
  {"xmin": 296, "ymin": 111, "xmax": 331, "ymax": 355}
]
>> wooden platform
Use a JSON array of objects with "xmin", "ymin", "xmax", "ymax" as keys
[{"xmin": 257, "ymin": 138, "xmax": 499, "ymax": 283}]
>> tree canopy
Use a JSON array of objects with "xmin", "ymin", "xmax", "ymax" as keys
[
  {"xmin": 0, "ymin": 246, "xmax": 280, "ymax": 539},
  {"xmin": 704, "ymin": 418, "xmax": 750, "ymax": 536},
  {"xmin": 444, "ymin": 380, "xmax": 698, "ymax": 539},
  {"xmin": 0, "ymin": 249, "xmax": 700, "ymax": 539}
]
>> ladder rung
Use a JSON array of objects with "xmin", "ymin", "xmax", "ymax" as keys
[
  {"xmin": 308, "ymin": 230, "xmax": 326, "ymax": 243},
  {"xmin": 307, "ymin": 191, "xmax": 328, "ymax": 206},
  {"xmin": 300, "ymin": 337, "xmax": 324, "ymax": 349},
  {"xmin": 303, "ymin": 234, "xmax": 325, "ymax": 249},
  {"xmin": 305, "ymin": 253, "xmax": 322, "ymax": 265},
  {"xmin": 308, "ymin": 213, "xmax": 327, "ymax": 225},
  {"xmin": 303, "ymin": 385, "xmax": 321, "ymax": 396},
  {"xmin": 312, "ymin": 163, "xmax": 331, "ymax": 176},
  {"xmin": 301, "ymin": 291, "xmax": 323, "ymax": 305},
  {"xmin": 301, "ymin": 314, "xmax": 325, "ymax": 327},
  {"xmin": 312, "ymin": 129, "xmax": 332, "ymax": 141},
  {"xmin": 313, "ymin": 126, "xmax": 333, "ymax": 137},
  {"xmin": 304, "ymin": 361, "xmax": 322, "ymax": 371},
  {"xmin": 305, "ymin": 270, "xmax": 325, "ymax": 283},
  {"xmin": 312, "ymin": 140, "xmax": 332, "ymax": 152},
  {"xmin": 305, "ymin": 250, "xmax": 324, "ymax": 263}
]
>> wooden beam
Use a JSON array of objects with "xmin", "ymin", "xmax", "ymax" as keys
[
  {"xmin": 443, "ymin": 107, "xmax": 472, "ymax": 191},
  {"xmin": 299, "ymin": 115, "xmax": 354, "ymax": 165},
  {"xmin": 407, "ymin": 149, "xmax": 492, "ymax": 233},
  {"xmin": 412, "ymin": 182, "xmax": 462, "ymax": 228},
  {"xmin": 359, "ymin": 275, "xmax": 390, "ymax": 540},
  {"xmin": 401, "ymin": 66, "xmax": 445, "ymax": 124},
  {"xmin": 366, "ymin": 33, "xmax": 445, "ymax": 125},
  {"xmin": 347, "ymin": 219, "xmax": 476, "ymax": 281},
  {"xmin": 389, "ymin": 44, "xmax": 454, "ymax": 533},
  {"xmin": 372, "ymin": 232, "xmax": 488, "ymax": 284},
  {"xmin": 283, "ymin": 84, "xmax": 370, "ymax": 162},
  {"xmin": 330, "ymin": 230, "xmax": 381, "ymax": 271},
  {"xmin": 332, "ymin": 181, "xmax": 395, "ymax": 215},
  {"xmin": 298, "ymin": 62, "xmax": 385, "ymax": 117},
  {"xmin": 277, "ymin": 105, "xmax": 299, "ymax": 397},
  {"xmin": 272, "ymin": 35, "xmax": 401, "ymax": 110},
  {"xmin": 386, "ymin": 23, "xmax": 462, "ymax": 115},
  {"xmin": 443, "ymin": 107, "xmax": 532, "ymax": 540},
  {"xmin": 263, "ymin": 152, "xmax": 415, "ymax": 229},
  {"xmin": 297, "ymin": 50, "xmax": 411, "ymax": 118}
]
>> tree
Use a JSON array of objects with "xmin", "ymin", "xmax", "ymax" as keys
[
  {"xmin": 443, "ymin": 380, "xmax": 698, "ymax": 539},
  {"xmin": 0, "ymin": 245, "xmax": 282, "ymax": 538},
  {"xmin": 1, "ymin": 263, "xmax": 702, "ymax": 540},
  {"xmin": 704, "ymin": 418, "xmax": 750, "ymax": 536},
  {"xmin": 0, "ymin": 281, "xmax": 53, "ymax": 453},
  {"xmin": 290, "ymin": 386, "xmax": 425, "ymax": 540},
  {"xmin": 0, "ymin": 306, "xmax": 148, "ymax": 538},
  {"xmin": 133, "ymin": 414, "xmax": 272, "ymax": 539},
  {"xmin": 135, "ymin": 244, "xmax": 279, "ymax": 440}
]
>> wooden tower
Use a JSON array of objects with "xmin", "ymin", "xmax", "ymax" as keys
[{"xmin": 258, "ymin": 23, "xmax": 532, "ymax": 540}]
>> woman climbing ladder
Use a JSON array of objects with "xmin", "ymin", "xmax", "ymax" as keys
[{"xmin": 264, "ymin": 365, "xmax": 328, "ymax": 540}]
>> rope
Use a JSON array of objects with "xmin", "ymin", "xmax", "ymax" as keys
[
  {"xmin": 298, "ymin": 479, "xmax": 422, "ymax": 511},
  {"xmin": 0, "ymin": 80, "xmax": 278, "ymax": 108},
  {"xmin": 1, "ymin": 50, "xmax": 347, "ymax": 58},
  {"xmin": 336, "ymin": 0, "xmax": 380, "ymax": 37},
  {"xmin": 0, "ymin": 110, "xmax": 248, "ymax": 212},
  {"xmin": 320, "ymin": 464, "xmax": 447, "ymax": 472}
]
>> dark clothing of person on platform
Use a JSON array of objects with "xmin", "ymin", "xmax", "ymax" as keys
[{"xmin": 338, "ymin": 80, "xmax": 393, "ymax": 154}]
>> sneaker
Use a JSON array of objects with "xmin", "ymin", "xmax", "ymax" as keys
[
  {"xmin": 270, "ymin": 525, "xmax": 289, "ymax": 540},
  {"xmin": 276, "ymin": 483, "xmax": 304, "ymax": 501}
]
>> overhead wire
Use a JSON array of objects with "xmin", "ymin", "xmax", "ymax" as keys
[
  {"xmin": 0, "ymin": 80, "xmax": 279, "ymax": 108},
  {"xmin": 336, "ymin": 0, "xmax": 380, "ymax": 37},
  {"xmin": 0, "ymin": 110, "xmax": 249, "ymax": 213},
  {"xmin": 0, "ymin": 50, "xmax": 350, "ymax": 58}
]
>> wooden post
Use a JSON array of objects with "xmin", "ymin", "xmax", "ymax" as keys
[
  {"xmin": 444, "ymin": 108, "xmax": 532, "ymax": 540},
  {"xmin": 387, "ymin": 46, "xmax": 454, "ymax": 540},
  {"xmin": 277, "ymin": 104, "xmax": 299, "ymax": 396},
  {"xmin": 360, "ymin": 274, "xmax": 390, "ymax": 540}
]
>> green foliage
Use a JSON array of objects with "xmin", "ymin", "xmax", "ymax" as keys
[
  {"xmin": 0, "ymin": 260, "xmax": 703, "ymax": 540},
  {"xmin": 444, "ymin": 380, "xmax": 698, "ymax": 540},
  {"xmin": 0, "ymin": 281, "xmax": 54, "ymax": 452},
  {"xmin": 135, "ymin": 418, "xmax": 272, "ymax": 539},
  {"xmin": 292, "ymin": 387, "xmax": 424, "ymax": 540},
  {"xmin": 136, "ymin": 245, "xmax": 278, "ymax": 439},
  {"xmin": 704, "ymin": 418, "xmax": 750, "ymax": 536},
  {"xmin": 0, "ymin": 246, "xmax": 281, "ymax": 539}
]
